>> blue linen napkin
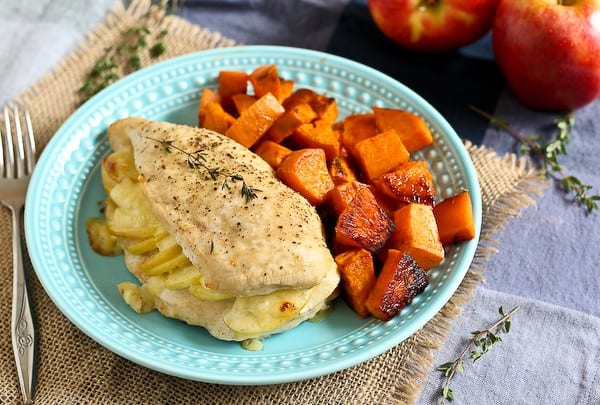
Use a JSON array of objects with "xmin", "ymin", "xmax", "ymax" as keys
[{"xmin": 418, "ymin": 287, "xmax": 600, "ymax": 404}]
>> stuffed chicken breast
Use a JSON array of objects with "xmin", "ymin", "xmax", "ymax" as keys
[{"xmin": 92, "ymin": 117, "xmax": 339, "ymax": 342}]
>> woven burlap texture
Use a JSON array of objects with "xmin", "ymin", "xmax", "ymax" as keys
[{"xmin": 0, "ymin": 1, "xmax": 545, "ymax": 404}]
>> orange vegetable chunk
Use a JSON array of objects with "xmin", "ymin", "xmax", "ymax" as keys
[
  {"xmin": 334, "ymin": 249, "xmax": 377, "ymax": 318},
  {"xmin": 249, "ymin": 64, "xmax": 281, "ymax": 100},
  {"xmin": 386, "ymin": 203, "xmax": 444, "ymax": 270},
  {"xmin": 376, "ymin": 160, "xmax": 435, "ymax": 205},
  {"xmin": 433, "ymin": 191, "xmax": 476, "ymax": 245},
  {"xmin": 329, "ymin": 181, "xmax": 360, "ymax": 216},
  {"xmin": 201, "ymin": 101, "xmax": 235, "ymax": 134},
  {"xmin": 341, "ymin": 113, "xmax": 378, "ymax": 157},
  {"xmin": 283, "ymin": 89, "xmax": 338, "ymax": 122},
  {"xmin": 335, "ymin": 186, "xmax": 395, "ymax": 253},
  {"xmin": 231, "ymin": 93, "xmax": 257, "ymax": 115},
  {"xmin": 354, "ymin": 129, "xmax": 409, "ymax": 181},
  {"xmin": 279, "ymin": 79, "xmax": 295, "ymax": 102},
  {"xmin": 329, "ymin": 156, "xmax": 358, "ymax": 185},
  {"xmin": 218, "ymin": 70, "xmax": 248, "ymax": 110},
  {"xmin": 365, "ymin": 249, "xmax": 428, "ymax": 321},
  {"xmin": 266, "ymin": 103, "xmax": 317, "ymax": 143},
  {"xmin": 373, "ymin": 107, "xmax": 433, "ymax": 153},
  {"xmin": 198, "ymin": 88, "xmax": 221, "ymax": 125},
  {"xmin": 309, "ymin": 94, "xmax": 338, "ymax": 123},
  {"xmin": 291, "ymin": 119, "xmax": 340, "ymax": 161},
  {"xmin": 225, "ymin": 93, "xmax": 285, "ymax": 148},
  {"xmin": 277, "ymin": 148, "xmax": 334, "ymax": 205},
  {"xmin": 218, "ymin": 70, "xmax": 248, "ymax": 96},
  {"xmin": 253, "ymin": 140, "xmax": 292, "ymax": 170}
]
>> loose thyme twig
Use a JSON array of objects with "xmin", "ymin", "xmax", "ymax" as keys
[
  {"xmin": 79, "ymin": 1, "xmax": 170, "ymax": 102},
  {"xmin": 470, "ymin": 105, "xmax": 599, "ymax": 214},
  {"xmin": 437, "ymin": 306, "xmax": 520, "ymax": 404}
]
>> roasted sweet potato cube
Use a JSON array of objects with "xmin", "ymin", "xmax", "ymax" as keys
[
  {"xmin": 231, "ymin": 93, "xmax": 257, "ymax": 115},
  {"xmin": 373, "ymin": 107, "xmax": 433, "ymax": 153},
  {"xmin": 219, "ymin": 70, "xmax": 248, "ymax": 97},
  {"xmin": 335, "ymin": 186, "xmax": 395, "ymax": 253},
  {"xmin": 283, "ymin": 89, "xmax": 338, "ymax": 122},
  {"xmin": 341, "ymin": 114, "xmax": 378, "ymax": 157},
  {"xmin": 433, "ymin": 191, "xmax": 476, "ymax": 245},
  {"xmin": 201, "ymin": 101, "xmax": 236, "ymax": 134},
  {"xmin": 335, "ymin": 249, "xmax": 377, "ymax": 317},
  {"xmin": 310, "ymin": 94, "xmax": 338, "ymax": 123},
  {"xmin": 329, "ymin": 181, "xmax": 398, "ymax": 218},
  {"xmin": 277, "ymin": 148, "xmax": 334, "ymax": 206},
  {"xmin": 332, "ymin": 120, "xmax": 344, "ymax": 138},
  {"xmin": 279, "ymin": 79, "xmax": 295, "ymax": 102},
  {"xmin": 218, "ymin": 70, "xmax": 248, "ymax": 111},
  {"xmin": 385, "ymin": 203, "xmax": 444, "ymax": 270},
  {"xmin": 369, "ymin": 184, "xmax": 401, "ymax": 218},
  {"xmin": 253, "ymin": 140, "xmax": 292, "ymax": 170},
  {"xmin": 365, "ymin": 249, "xmax": 429, "ymax": 321},
  {"xmin": 329, "ymin": 181, "xmax": 359, "ymax": 216},
  {"xmin": 282, "ymin": 88, "xmax": 314, "ymax": 108},
  {"xmin": 198, "ymin": 88, "xmax": 221, "ymax": 125},
  {"xmin": 354, "ymin": 129, "xmax": 410, "ymax": 182},
  {"xmin": 266, "ymin": 103, "xmax": 317, "ymax": 144},
  {"xmin": 225, "ymin": 93, "xmax": 285, "ymax": 148},
  {"xmin": 291, "ymin": 119, "xmax": 340, "ymax": 161},
  {"xmin": 249, "ymin": 64, "xmax": 281, "ymax": 100},
  {"xmin": 375, "ymin": 161, "xmax": 435, "ymax": 205},
  {"xmin": 329, "ymin": 156, "xmax": 358, "ymax": 185}
]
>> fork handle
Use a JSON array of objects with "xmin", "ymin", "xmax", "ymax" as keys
[{"xmin": 11, "ymin": 205, "xmax": 37, "ymax": 405}]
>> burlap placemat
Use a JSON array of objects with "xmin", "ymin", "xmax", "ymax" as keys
[{"xmin": 0, "ymin": 1, "xmax": 545, "ymax": 403}]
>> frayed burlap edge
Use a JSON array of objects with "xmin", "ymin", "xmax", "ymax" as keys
[{"xmin": 391, "ymin": 141, "xmax": 547, "ymax": 403}]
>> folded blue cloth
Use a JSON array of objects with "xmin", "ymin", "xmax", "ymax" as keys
[{"xmin": 419, "ymin": 288, "xmax": 600, "ymax": 404}]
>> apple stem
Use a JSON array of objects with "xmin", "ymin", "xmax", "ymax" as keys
[{"xmin": 418, "ymin": 0, "xmax": 440, "ymax": 9}]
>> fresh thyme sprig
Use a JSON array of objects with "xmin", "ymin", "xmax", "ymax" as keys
[
  {"xmin": 148, "ymin": 137, "xmax": 261, "ymax": 203},
  {"xmin": 79, "ymin": 1, "xmax": 170, "ymax": 101},
  {"xmin": 222, "ymin": 174, "xmax": 262, "ymax": 203},
  {"xmin": 437, "ymin": 306, "xmax": 520, "ymax": 404},
  {"xmin": 470, "ymin": 105, "xmax": 599, "ymax": 214}
]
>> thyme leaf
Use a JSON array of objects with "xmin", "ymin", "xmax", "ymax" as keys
[
  {"xmin": 227, "ymin": 174, "xmax": 262, "ymax": 203},
  {"xmin": 437, "ymin": 306, "xmax": 520, "ymax": 404},
  {"xmin": 470, "ymin": 106, "xmax": 599, "ymax": 214},
  {"xmin": 79, "ymin": 1, "xmax": 170, "ymax": 102}
]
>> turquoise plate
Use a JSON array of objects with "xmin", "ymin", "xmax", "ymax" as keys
[{"xmin": 25, "ymin": 45, "xmax": 482, "ymax": 385}]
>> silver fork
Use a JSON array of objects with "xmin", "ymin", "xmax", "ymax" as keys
[{"xmin": 1, "ymin": 104, "xmax": 37, "ymax": 405}]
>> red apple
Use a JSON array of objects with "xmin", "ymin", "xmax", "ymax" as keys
[
  {"xmin": 492, "ymin": 0, "xmax": 600, "ymax": 111},
  {"xmin": 367, "ymin": 0, "xmax": 499, "ymax": 52}
]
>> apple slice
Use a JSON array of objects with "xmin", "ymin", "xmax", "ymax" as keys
[{"xmin": 165, "ymin": 266, "xmax": 203, "ymax": 290}]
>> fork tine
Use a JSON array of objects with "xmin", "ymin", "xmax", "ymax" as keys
[
  {"xmin": 3, "ymin": 107, "xmax": 15, "ymax": 178},
  {"xmin": 12, "ymin": 105, "xmax": 26, "ymax": 178},
  {"xmin": 23, "ymin": 108, "xmax": 36, "ymax": 175}
]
